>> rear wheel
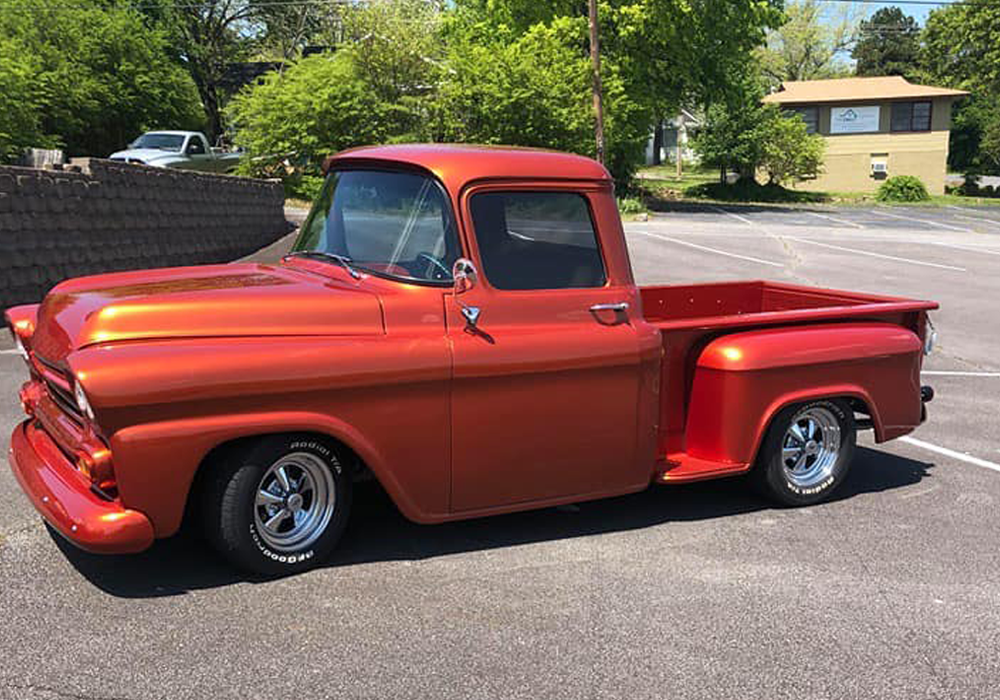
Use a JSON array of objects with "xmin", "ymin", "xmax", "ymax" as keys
[
  {"xmin": 752, "ymin": 399, "xmax": 856, "ymax": 506},
  {"xmin": 202, "ymin": 434, "xmax": 352, "ymax": 575}
]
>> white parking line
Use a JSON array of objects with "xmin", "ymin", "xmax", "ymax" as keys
[
  {"xmin": 900, "ymin": 436, "xmax": 1000, "ymax": 474},
  {"xmin": 922, "ymin": 370, "xmax": 1000, "ymax": 377},
  {"xmin": 805, "ymin": 211, "xmax": 865, "ymax": 229},
  {"xmin": 0, "ymin": 349, "xmax": 19, "ymax": 355},
  {"xmin": 634, "ymin": 230, "xmax": 783, "ymax": 267},
  {"xmin": 869, "ymin": 208, "xmax": 972, "ymax": 233},
  {"xmin": 929, "ymin": 241, "xmax": 1000, "ymax": 257},
  {"xmin": 949, "ymin": 212, "xmax": 1000, "ymax": 229},
  {"xmin": 784, "ymin": 236, "xmax": 967, "ymax": 271},
  {"xmin": 710, "ymin": 206, "xmax": 753, "ymax": 225}
]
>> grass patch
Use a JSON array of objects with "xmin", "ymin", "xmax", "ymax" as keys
[{"xmin": 285, "ymin": 198, "xmax": 313, "ymax": 210}]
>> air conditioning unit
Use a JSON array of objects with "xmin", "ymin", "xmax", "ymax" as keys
[{"xmin": 871, "ymin": 162, "xmax": 888, "ymax": 175}]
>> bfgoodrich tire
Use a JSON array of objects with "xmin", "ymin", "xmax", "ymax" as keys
[
  {"xmin": 202, "ymin": 434, "xmax": 352, "ymax": 575},
  {"xmin": 752, "ymin": 399, "xmax": 856, "ymax": 507}
]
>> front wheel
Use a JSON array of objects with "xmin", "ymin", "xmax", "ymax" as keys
[
  {"xmin": 752, "ymin": 399, "xmax": 856, "ymax": 506},
  {"xmin": 202, "ymin": 434, "xmax": 352, "ymax": 575}
]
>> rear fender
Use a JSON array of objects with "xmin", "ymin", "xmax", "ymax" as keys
[
  {"xmin": 110, "ymin": 411, "xmax": 415, "ymax": 538},
  {"xmin": 684, "ymin": 323, "xmax": 922, "ymax": 466}
]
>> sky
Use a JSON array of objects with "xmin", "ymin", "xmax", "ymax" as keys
[{"xmin": 840, "ymin": 0, "xmax": 960, "ymax": 24}]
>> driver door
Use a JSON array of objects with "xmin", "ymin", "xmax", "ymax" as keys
[{"xmin": 447, "ymin": 185, "xmax": 646, "ymax": 513}]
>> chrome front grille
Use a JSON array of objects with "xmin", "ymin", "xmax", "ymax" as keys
[{"xmin": 33, "ymin": 354, "xmax": 83, "ymax": 424}]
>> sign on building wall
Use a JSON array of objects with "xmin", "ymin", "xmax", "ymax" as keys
[{"xmin": 830, "ymin": 105, "xmax": 880, "ymax": 134}]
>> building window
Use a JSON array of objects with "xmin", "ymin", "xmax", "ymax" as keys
[
  {"xmin": 788, "ymin": 106, "xmax": 819, "ymax": 133},
  {"xmin": 891, "ymin": 101, "xmax": 932, "ymax": 132}
]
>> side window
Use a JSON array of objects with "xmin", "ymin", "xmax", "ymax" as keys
[
  {"xmin": 187, "ymin": 137, "xmax": 206, "ymax": 155},
  {"xmin": 891, "ymin": 101, "xmax": 931, "ymax": 132},
  {"xmin": 789, "ymin": 106, "xmax": 819, "ymax": 134},
  {"xmin": 469, "ymin": 191, "xmax": 606, "ymax": 290}
]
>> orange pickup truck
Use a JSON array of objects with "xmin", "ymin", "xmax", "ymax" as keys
[{"xmin": 6, "ymin": 145, "xmax": 937, "ymax": 574}]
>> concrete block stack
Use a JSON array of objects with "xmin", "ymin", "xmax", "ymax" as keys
[{"xmin": 0, "ymin": 159, "xmax": 290, "ymax": 310}]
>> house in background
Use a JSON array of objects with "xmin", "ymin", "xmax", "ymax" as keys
[
  {"xmin": 645, "ymin": 109, "xmax": 702, "ymax": 166},
  {"xmin": 763, "ymin": 76, "xmax": 967, "ymax": 194}
]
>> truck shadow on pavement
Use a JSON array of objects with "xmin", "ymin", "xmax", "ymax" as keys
[{"xmin": 51, "ymin": 446, "xmax": 933, "ymax": 598}]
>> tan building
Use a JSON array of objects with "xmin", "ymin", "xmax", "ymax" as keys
[{"xmin": 763, "ymin": 76, "xmax": 967, "ymax": 194}]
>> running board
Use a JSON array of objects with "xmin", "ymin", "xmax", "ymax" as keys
[{"xmin": 657, "ymin": 453, "xmax": 751, "ymax": 484}]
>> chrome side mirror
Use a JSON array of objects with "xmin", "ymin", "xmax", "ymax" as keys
[
  {"xmin": 452, "ymin": 258, "xmax": 478, "ymax": 295},
  {"xmin": 451, "ymin": 258, "xmax": 482, "ymax": 329}
]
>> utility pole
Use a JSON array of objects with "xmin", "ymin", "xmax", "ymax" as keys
[{"xmin": 588, "ymin": 0, "xmax": 605, "ymax": 165}]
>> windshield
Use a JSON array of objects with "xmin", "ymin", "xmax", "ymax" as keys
[
  {"xmin": 291, "ymin": 169, "xmax": 461, "ymax": 284},
  {"xmin": 129, "ymin": 133, "xmax": 186, "ymax": 151}
]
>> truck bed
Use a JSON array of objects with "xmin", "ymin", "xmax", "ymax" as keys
[
  {"xmin": 640, "ymin": 280, "xmax": 933, "ymax": 329},
  {"xmin": 639, "ymin": 280, "xmax": 937, "ymax": 465}
]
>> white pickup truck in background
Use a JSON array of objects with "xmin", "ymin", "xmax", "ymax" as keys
[{"xmin": 109, "ymin": 131, "xmax": 242, "ymax": 174}]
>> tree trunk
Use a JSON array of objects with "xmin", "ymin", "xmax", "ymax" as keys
[
  {"xmin": 192, "ymin": 72, "xmax": 223, "ymax": 142},
  {"xmin": 652, "ymin": 118, "xmax": 663, "ymax": 166}
]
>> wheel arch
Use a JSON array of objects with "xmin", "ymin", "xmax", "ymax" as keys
[
  {"xmin": 110, "ymin": 411, "xmax": 425, "ymax": 539},
  {"xmin": 748, "ymin": 387, "xmax": 876, "ymax": 468}
]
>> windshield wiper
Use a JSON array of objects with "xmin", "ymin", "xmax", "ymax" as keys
[{"xmin": 284, "ymin": 250, "xmax": 362, "ymax": 279}]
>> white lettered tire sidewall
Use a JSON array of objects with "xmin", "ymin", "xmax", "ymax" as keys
[
  {"xmin": 754, "ymin": 399, "xmax": 856, "ymax": 507},
  {"xmin": 203, "ymin": 434, "xmax": 353, "ymax": 576}
]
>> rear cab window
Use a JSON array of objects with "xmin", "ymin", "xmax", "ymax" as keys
[{"xmin": 469, "ymin": 191, "xmax": 606, "ymax": 290}]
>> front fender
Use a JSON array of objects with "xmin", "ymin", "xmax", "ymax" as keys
[
  {"xmin": 685, "ymin": 323, "xmax": 922, "ymax": 465},
  {"xmin": 5, "ymin": 303, "xmax": 40, "ymax": 341},
  {"xmin": 110, "ymin": 411, "xmax": 428, "ymax": 538}
]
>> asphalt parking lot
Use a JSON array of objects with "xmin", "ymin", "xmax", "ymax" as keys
[{"xmin": 1, "ymin": 203, "xmax": 999, "ymax": 700}]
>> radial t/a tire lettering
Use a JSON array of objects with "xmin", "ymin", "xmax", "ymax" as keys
[{"xmin": 202, "ymin": 434, "xmax": 352, "ymax": 575}]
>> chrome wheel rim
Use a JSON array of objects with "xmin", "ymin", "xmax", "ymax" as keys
[
  {"xmin": 254, "ymin": 452, "xmax": 335, "ymax": 552},
  {"xmin": 781, "ymin": 407, "xmax": 841, "ymax": 490}
]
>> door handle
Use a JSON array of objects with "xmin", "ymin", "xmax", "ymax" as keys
[{"xmin": 590, "ymin": 302, "xmax": 629, "ymax": 313}]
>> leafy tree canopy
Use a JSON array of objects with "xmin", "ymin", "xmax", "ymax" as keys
[
  {"xmin": 921, "ymin": 2, "xmax": 1000, "ymax": 173},
  {"xmin": 757, "ymin": 0, "xmax": 860, "ymax": 85},
  {"xmin": 695, "ymin": 71, "xmax": 824, "ymax": 185},
  {"xmin": 852, "ymin": 7, "xmax": 920, "ymax": 78},
  {"xmin": 0, "ymin": 0, "xmax": 204, "ymax": 160}
]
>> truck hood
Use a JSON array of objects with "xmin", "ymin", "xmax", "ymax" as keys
[
  {"xmin": 30, "ymin": 263, "xmax": 384, "ymax": 362},
  {"xmin": 108, "ymin": 148, "xmax": 177, "ymax": 165}
]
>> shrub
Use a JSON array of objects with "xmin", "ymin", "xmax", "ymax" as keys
[
  {"xmin": 876, "ymin": 175, "xmax": 930, "ymax": 202},
  {"xmin": 617, "ymin": 196, "xmax": 645, "ymax": 215}
]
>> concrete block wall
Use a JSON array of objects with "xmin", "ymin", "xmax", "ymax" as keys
[{"xmin": 0, "ymin": 159, "xmax": 291, "ymax": 310}]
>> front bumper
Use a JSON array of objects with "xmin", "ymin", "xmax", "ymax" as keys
[{"xmin": 8, "ymin": 421, "xmax": 154, "ymax": 554}]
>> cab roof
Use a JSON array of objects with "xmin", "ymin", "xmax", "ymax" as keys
[{"xmin": 324, "ymin": 144, "xmax": 611, "ymax": 193}]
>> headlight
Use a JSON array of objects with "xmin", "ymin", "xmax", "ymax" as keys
[
  {"xmin": 74, "ymin": 380, "xmax": 95, "ymax": 421},
  {"xmin": 924, "ymin": 318, "xmax": 937, "ymax": 356}
]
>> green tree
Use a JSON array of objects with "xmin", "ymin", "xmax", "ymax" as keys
[
  {"xmin": 227, "ymin": 53, "xmax": 398, "ymax": 195},
  {"xmin": 0, "ymin": 0, "xmax": 204, "ymax": 159},
  {"xmin": 757, "ymin": 0, "xmax": 860, "ymax": 85},
  {"xmin": 432, "ymin": 16, "xmax": 651, "ymax": 188},
  {"xmin": 0, "ymin": 38, "xmax": 53, "ymax": 162},
  {"xmin": 341, "ymin": 0, "xmax": 444, "ymax": 103},
  {"xmin": 921, "ymin": 2, "xmax": 1000, "ymax": 173},
  {"xmin": 444, "ymin": 0, "xmax": 781, "ymax": 185},
  {"xmin": 694, "ymin": 73, "xmax": 823, "ymax": 185},
  {"xmin": 852, "ymin": 7, "xmax": 920, "ymax": 78},
  {"xmin": 159, "ymin": 0, "xmax": 257, "ymax": 140},
  {"xmin": 759, "ymin": 111, "xmax": 825, "ymax": 184}
]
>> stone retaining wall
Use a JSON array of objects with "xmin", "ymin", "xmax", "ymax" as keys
[{"xmin": 0, "ymin": 159, "xmax": 290, "ymax": 310}]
